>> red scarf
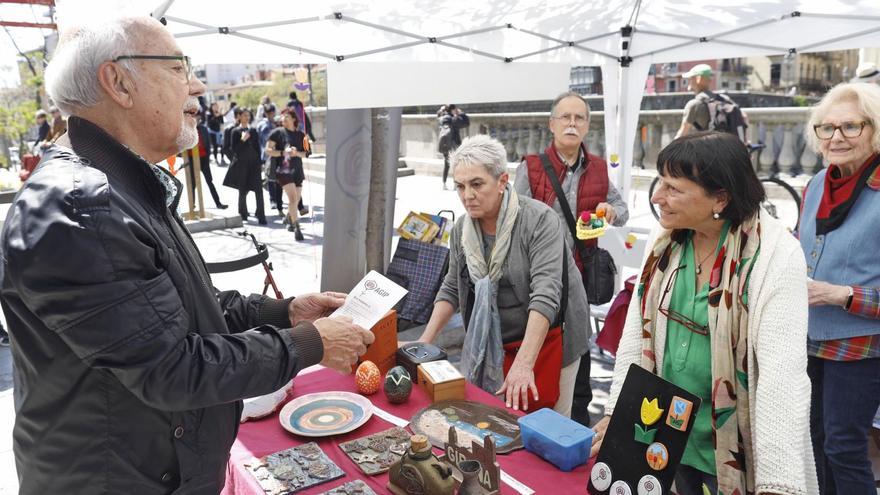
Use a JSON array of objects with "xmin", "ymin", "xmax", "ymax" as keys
[{"xmin": 817, "ymin": 154, "xmax": 877, "ymax": 219}]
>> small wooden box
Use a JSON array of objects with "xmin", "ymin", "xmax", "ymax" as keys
[
  {"xmin": 417, "ymin": 360, "xmax": 465, "ymax": 402},
  {"xmin": 351, "ymin": 310, "xmax": 398, "ymax": 375}
]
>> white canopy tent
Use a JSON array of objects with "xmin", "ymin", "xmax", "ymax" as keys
[
  {"xmin": 53, "ymin": 0, "xmax": 880, "ymax": 289},
  {"xmin": 55, "ymin": 0, "xmax": 880, "ymax": 198}
]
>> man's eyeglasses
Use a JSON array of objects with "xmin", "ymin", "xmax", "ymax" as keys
[
  {"xmin": 658, "ymin": 265, "xmax": 710, "ymax": 336},
  {"xmin": 551, "ymin": 113, "xmax": 588, "ymax": 126},
  {"xmin": 813, "ymin": 121, "xmax": 871, "ymax": 140},
  {"xmin": 113, "ymin": 55, "xmax": 193, "ymax": 82}
]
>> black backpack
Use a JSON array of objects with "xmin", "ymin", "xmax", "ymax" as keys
[
  {"xmin": 697, "ymin": 92, "xmax": 748, "ymax": 143},
  {"xmin": 438, "ymin": 124, "xmax": 454, "ymax": 154}
]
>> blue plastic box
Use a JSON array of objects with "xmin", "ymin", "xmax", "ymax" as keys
[{"xmin": 517, "ymin": 408, "xmax": 594, "ymax": 471}]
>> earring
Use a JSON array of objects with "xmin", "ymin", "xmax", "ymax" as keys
[{"xmin": 712, "ymin": 212, "xmax": 720, "ymax": 220}]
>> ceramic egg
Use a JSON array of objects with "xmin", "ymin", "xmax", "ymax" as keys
[
  {"xmin": 355, "ymin": 360, "xmax": 381, "ymax": 395},
  {"xmin": 383, "ymin": 366, "xmax": 413, "ymax": 404}
]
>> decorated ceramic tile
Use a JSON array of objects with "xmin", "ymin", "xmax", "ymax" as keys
[
  {"xmin": 610, "ymin": 480, "xmax": 633, "ymax": 495},
  {"xmin": 665, "ymin": 396, "xmax": 694, "ymax": 432},
  {"xmin": 640, "ymin": 398, "xmax": 663, "ymax": 426},
  {"xmin": 638, "ymin": 474, "xmax": 662, "ymax": 495},
  {"xmin": 318, "ymin": 479, "xmax": 378, "ymax": 495},
  {"xmin": 244, "ymin": 442, "xmax": 344, "ymax": 494},
  {"xmin": 338, "ymin": 426, "xmax": 410, "ymax": 475},
  {"xmin": 645, "ymin": 442, "xmax": 669, "ymax": 471},
  {"xmin": 590, "ymin": 461, "xmax": 613, "ymax": 491},
  {"xmin": 634, "ymin": 423, "xmax": 657, "ymax": 445},
  {"xmin": 280, "ymin": 391, "xmax": 373, "ymax": 437}
]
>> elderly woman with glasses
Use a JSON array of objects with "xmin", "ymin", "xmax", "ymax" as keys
[
  {"xmin": 591, "ymin": 132, "xmax": 817, "ymax": 495},
  {"xmin": 417, "ymin": 135, "xmax": 589, "ymax": 416},
  {"xmin": 801, "ymin": 82, "xmax": 880, "ymax": 495}
]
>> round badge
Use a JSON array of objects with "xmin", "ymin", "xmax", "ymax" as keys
[
  {"xmin": 590, "ymin": 461, "xmax": 613, "ymax": 491},
  {"xmin": 610, "ymin": 480, "xmax": 633, "ymax": 495},
  {"xmin": 645, "ymin": 442, "xmax": 670, "ymax": 471},
  {"xmin": 638, "ymin": 474, "xmax": 662, "ymax": 495}
]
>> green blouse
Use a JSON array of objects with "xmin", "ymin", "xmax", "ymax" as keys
[{"xmin": 661, "ymin": 227, "xmax": 728, "ymax": 476}]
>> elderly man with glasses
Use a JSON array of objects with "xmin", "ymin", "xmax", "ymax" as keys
[
  {"xmin": 0, "ymin": 16, "xmax": 374, "ymax": 494},
  {"xmin": 513, "ymin": 91, "xmax": 629, "ymax": 427}
]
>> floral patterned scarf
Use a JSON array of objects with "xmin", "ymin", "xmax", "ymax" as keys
[{"xmin": 637, "ymin": 215, "xmax": 761, "ymax": 495}]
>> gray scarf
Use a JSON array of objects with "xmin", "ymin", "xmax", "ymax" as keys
[{"xmin": 459, "ymin": 185, "xmax": 520, "ymax": 394}]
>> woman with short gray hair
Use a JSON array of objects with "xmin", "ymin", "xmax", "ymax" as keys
[{"xmin": 418, "ymin": 134, "xmax": 589, "ymax": 416}]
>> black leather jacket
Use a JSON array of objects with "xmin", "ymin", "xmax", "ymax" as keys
[{"xmin": 0, "ymin": 117, "xmax": 324, "ymax": 494}]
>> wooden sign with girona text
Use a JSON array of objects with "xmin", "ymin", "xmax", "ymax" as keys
[{"xmin": 444, "ymin": 427, "xmax": 500, "ymax": 494}]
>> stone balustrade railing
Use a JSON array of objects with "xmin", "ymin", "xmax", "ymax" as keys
[{"xmin": 307, "ymin": 106, "xmax": 820, "ymax": 176}]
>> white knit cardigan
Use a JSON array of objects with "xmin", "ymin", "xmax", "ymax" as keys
[{"xmin": 605, "ymin": 210, "xmax": 819, "ymax": 495}]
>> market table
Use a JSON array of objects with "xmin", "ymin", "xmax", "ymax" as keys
[{"xmin": 222, "ymin": 365, "xmax": 593, "ymax": 494}]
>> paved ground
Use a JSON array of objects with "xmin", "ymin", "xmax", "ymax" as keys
[{"xmin": 0, "ymin": 157, "xmax": 875, "ymax": 492}]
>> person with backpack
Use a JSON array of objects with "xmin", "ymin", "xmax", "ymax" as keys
[
  {"xmin": 438, "ymin": 104, "xmax": 470, "ymax": 190},
  {"xmin": 513, "ymin": 91, "xmax": 629, "ymax": 428},
  {"xmin": 676, "ymin": 64, "xmax": 748, "ymax": 143}
]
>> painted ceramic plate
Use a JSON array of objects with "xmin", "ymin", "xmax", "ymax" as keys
[{"xmin": 280, "ymin": 391, "xmax": 373, "ymax": 437}]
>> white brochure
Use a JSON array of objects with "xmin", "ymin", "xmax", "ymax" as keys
[{"xmin": 330, "ymin": 270, "xmax": 408, "ymax": 329}]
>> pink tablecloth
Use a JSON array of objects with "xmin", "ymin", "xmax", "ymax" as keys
[{"xmin": 222, "ymin": 366, "xmax": 594, "ymax": 494}]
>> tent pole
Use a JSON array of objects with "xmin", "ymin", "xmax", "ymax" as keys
[
  {"xmin": 320, "ymin": 109, "xmax": 372, "ymax": 292},
  {"xmin": 150, "ymin": 0, "xmax": 175, "ymax": 20}
]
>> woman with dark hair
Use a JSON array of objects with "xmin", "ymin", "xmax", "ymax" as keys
[
  {"xmin": 802, "ymin": 82, "xmax": 880, "ymax": 495},
  {"xmin": 265, "ymin": 110, "xmax": 310, "ymax": 240},
  {"xmin": 591, "ymin": 132, "xmax": 817, "ymax": 495},
  {"xmin": 223, "ymin": 108, "xmax": 265, "ymax": 224}
]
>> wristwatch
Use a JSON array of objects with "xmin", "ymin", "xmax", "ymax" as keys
[{"xmin": 844, "ymin": 286, "xmax": 854, "ymax": 310}]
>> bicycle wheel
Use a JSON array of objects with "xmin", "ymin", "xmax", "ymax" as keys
[
  {"xmin": 759, "ymin": 177, "xmax": 801, "ymax": 232},
  {"xmin": 648, "ymin": 175, "xmax": 661, "ymax": 220}
]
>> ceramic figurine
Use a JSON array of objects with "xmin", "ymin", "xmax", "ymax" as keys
[
  {"xmin": 355, "ymin": 361, "xmax": 381, "ymax": 395},
  {"xmin": 387, "ymin": 435, "xmax": 454, "ymax": 495},
  {"xmin": 384, "ymin": 366, "xmax": 413, "ymax": 404}
]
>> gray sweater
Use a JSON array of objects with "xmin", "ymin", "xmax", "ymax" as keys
[{"xmin": 435, "ymin": 196, "xmax": 590, "ymax": 366}]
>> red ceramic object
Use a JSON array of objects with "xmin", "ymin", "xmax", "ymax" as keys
[{"xmin": 355, "ymin": 361, "xmax": 381, "ymax": 395}]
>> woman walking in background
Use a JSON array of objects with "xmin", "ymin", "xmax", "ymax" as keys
[
  {"xmin": 266, "ymin": 110, "xmax": 310, "ymax": 240},
  {"xmin": 224, "ymin": 108, "xmax": 265, "ymax": 224}
]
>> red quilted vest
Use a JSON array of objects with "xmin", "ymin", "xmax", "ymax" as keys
[{"xmin": 524, "ymin": 142, "xmax": 609, "ymax": 270}]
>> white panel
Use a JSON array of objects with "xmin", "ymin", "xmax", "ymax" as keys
[{"xmin": 326, "ymin": 62, "xmax": 570, "ymax": 109}]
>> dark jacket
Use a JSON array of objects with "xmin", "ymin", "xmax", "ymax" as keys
[
  {"xmin": 223, "ymin": 125, "xmax": 262, "ymax": 191},
  {"xmin": 0, "ymin": 117, "xmax": 324, "ymax": 494},
  {"xmin": 438, "ymin": 111, "xmax": 470, "ymax": 148}
]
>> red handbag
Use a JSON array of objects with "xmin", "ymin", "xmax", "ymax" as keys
[{"xmin": 502, "ymin": 326, "xmax": 563, "ymax": 411}]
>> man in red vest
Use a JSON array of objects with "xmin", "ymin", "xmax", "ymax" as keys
[{"xmin": 513, "ymin": 91, "xmax": 629, "ymax": 426}]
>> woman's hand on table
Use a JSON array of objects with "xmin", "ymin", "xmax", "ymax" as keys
[
  {"xmin": 496, "ymin": 363, "xmax": 537, "ymax": 411},
  {"xmin": 589, "ymin": 415, "xmax": 610, "ymax": 457}
]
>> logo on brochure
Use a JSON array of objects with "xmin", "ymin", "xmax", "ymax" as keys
[{"xmin": 361, "ymin": 279, "xmax": 390, "ymax": 298}]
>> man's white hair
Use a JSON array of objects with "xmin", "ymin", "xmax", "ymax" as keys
[
  {"xmin": 44, "ymin": 18, "xmax": 143, "ymax": 116},
  {"xmin": 450, "ymin": 134, "xmax": 508, "ymax": 179}
]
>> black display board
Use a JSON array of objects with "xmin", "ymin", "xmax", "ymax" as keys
[{"xmin": 589, "ymin": 364, "xmax": 702, "ymax": 494}]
